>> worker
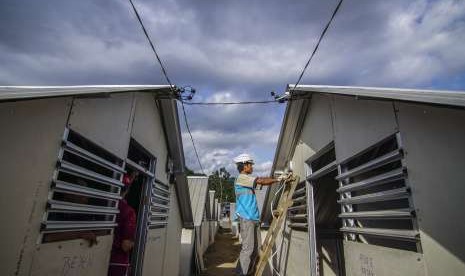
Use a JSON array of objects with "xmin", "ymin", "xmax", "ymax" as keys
[
  {"xmin": 233, "ymin": 153, "xmax": 280, "ymax": 276},
  {"xmin": 108, "ymin": 171, "xmax": 138, "ymax": 276}
]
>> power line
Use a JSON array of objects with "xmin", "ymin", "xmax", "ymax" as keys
[
  {"xmin": 181, "ymin": 94, "xmax": 314, "ymax": 106},
  {"xmin": 128, "ymin": 0, "xmax": 205, "ymax": 175},
  {"xmin": 128, "ymin": 0, "xmax": 174, "ymax": 89},
  {"xmin": 180, "ymin": 102, "xmax": 205, "ymax": 175},
  {"xmin": 290, "ymin": 0, "xmax": 345, "ymax": 92},
  {"xmin": 182, "ymin": 100, "xmax": 277, "ymax": 105}
]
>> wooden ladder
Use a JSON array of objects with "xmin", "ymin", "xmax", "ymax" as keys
[{"xmin": 254, "ymin": 175, "xmax": 300, "ymax": 276}]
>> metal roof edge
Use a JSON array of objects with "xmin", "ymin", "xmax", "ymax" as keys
[
  {"xmin": 0, "ymin": 85, "xmax": 172, "ymax": 101},
  {"xmin": 291, "ymin": 85, "xmax": 465, "ymax": 108}
]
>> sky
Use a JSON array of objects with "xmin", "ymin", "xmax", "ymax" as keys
[{"xmin": 1, "ymin": 0, "xmax": 465, "ymax": 176}]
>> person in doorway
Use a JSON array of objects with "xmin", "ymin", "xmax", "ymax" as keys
[
  {"xmin": 108, "ymin": 171, "xmax": 138, "ymax": 276},
  {"xmin": 233, "ymin": 153, "xmax": 280, "ymax": 276}
]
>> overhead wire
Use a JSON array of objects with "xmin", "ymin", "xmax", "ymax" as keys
[
  {"xmin": 181, "ymin": 99, "xmax": 277, "ymax": 105},
  {"xmin": 180, "ymin": 94, "xmax": 314, "ymax": 106},
  {"xmin": 180, "ymin": 102, "xmax": 206, "ymax": 175},
  {"xmin": 128, "ymin": 0, "xmax": 343, "ymax": 174},
  {"xmin": 128, "ymin": 0, "xmax": 205, "ymax": 175},
  {"xmin": 290, "ymin": 0, "xmax": 345, "ymax": 93},
  {"xmin": 263, "ymin": 0, "xmax": 345, "ymax": 270},
  {"xmin": 128, "ymin": 0, "xmax": 174, "ymax": 90}
]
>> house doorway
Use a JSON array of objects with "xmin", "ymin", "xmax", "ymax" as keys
[{"xmin": 109, "ymin": 139, "xmax": 155, "ymax": 276}]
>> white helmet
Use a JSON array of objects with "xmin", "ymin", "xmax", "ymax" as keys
[{"xmin": 233, "ymin": 153, "xmax": 254, "ymax": 164}]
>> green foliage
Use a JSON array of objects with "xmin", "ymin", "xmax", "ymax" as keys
[
  {"xmin": 185, "ymin": 166, "xmax": 207, "ymax": 176},
  {"xmin": 208, "ymin": 167, "xmax": 235, "ymax": 202}
]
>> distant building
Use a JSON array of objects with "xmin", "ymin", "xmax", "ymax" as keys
[
  {"xmin": 180, "ymin": 176, "xmax": 218, "ymax": 275},
  {"xmin": 263, "ymin": 85, "xmax": 465, "ymax": 276}
]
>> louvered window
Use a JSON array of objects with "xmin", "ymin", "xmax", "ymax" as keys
[
  {"xmin": 41, "ymin": 129, "xmax": 124, "ymax": 242},
  {"xmin": 149, "ymin": 178, "xmax": 171, "ymax": 228},
  {"xmin": 288, "ymin": 181, "xmax": 308, "ymax": 229},
  {"xmin": 337, "ymin": 133, "xmax": 420, "ymax": 252}
]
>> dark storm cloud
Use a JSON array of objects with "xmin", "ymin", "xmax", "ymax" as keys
[{"xmin": 1, "ymin": 0, "xmax": 464, "ymax": 174}]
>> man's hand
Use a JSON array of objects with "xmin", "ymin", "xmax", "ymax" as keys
[
  {"xmin": 277, "ymin": 173, "xmax": 291, "ymax": 182},
  {"xmin": 256, "ymin": 177, "xmax": 279, "ymax": 186},
  {"xmin": 121, "ymin": 239, "xmax": 135, "ymax": 252}
]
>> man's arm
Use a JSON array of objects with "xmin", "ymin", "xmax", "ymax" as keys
[{"xmin": 255, "ymin": 177, "xmax": 279, "ymax": 186}]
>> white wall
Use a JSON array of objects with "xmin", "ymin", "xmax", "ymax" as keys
[
  {"xmin": 396, "ymin": 102, "xmax": 465, "ymax": 275},
  {"xmin": 0, "ymin": 98, "xmax": 72, "ymax": 275}
]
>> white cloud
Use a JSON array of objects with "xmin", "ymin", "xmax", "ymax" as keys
[{"xmin": 253, "ymin": 161, "xmax": 273, "ymax": 177}]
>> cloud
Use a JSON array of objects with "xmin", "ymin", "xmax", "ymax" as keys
[
  {"xmin": 1, "ymin": 0, "xmax": 465, "ymax": 176},
  {"xmin": 253, "ymin": 161, "xmax": 273, "ymax": 177}
]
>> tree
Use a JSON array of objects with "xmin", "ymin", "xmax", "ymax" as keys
[
  {"xmin": 185, "ymin": 166, "xmax": 207, "ymax": 176},
  {"xmin": 208, "ymin": 167, "xmax": 235, "ymax": 202}
]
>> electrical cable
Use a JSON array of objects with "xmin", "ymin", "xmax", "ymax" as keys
[
  {"xmin": 127, "ymin": 0, "xmax": 342, "ymax": 174},
  {"xmin": 266, "ymin": 180, "xmax": 286, "ymax": 276},
  {"xmin": 180, "ymin": 101, "xmax": 206, "ymax": 175},
  {"xmin": 181, "ymin": 100, "xmax": 277, "ymax": 105},
  {"xmin": 270, "ymin": 224, "xmax": 285, "ymax": 276},
  {"xmin": 180, "ymin": 94, "xmax": 313, "ymax": 106},
  {"xmin": 128, "ymin": 0, "xmax": 174, "ymax": 91},
  {"xmin": 290, "ymin": 0, "xmax": 345, "ymax": 93},
  {"xmin": 128, "ymin": 0, "xmax": 206, "ymax": 174}
]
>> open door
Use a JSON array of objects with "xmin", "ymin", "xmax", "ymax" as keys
[
  {"xmin": 305, "ymin": 142, "xmax": 345, "ymax": 276},
  {"xmin": 109, "ymin": 138, "xmax": 156, "ymax": 276}
]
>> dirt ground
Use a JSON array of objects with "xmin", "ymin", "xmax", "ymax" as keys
[{"xmin": 201, "ymin": 227, "xmax": 241, "ymax": 276}]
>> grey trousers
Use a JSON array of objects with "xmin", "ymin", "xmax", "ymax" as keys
[{"xmin": 236, "ymin": 218, "xmax": 261, "ymax": 276}]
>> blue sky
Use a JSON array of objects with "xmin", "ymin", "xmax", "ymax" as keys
[{"xmin": 1, "ymin": 0, "xmax": 464, "ymax": 176}]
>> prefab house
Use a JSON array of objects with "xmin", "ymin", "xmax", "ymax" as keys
[
  {"xmin": 180, "ymin": 176, "xmax": 219, "ymax": 275},
  {"xmin": 263, "ymin": 85, "xmax": 465, "ymax": 276},
  {"xmin": 0, "ymin": 85, "xmax": 193, "ymax": 276},
  {"xmin": 208, "ymin": 190, "xmax": 219, "ymax": 244}
]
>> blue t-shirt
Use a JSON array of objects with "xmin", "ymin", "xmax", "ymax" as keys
[{"xmin": 235, "ymin": 174, "xmax": 260, "ymax": 221}]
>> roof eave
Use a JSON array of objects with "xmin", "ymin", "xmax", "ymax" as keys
[
  {"xmin": 158, "ymin": 99, "xmax": 194, "ymax": 228},
  {"xmin": 293, "ymin": 85, "xmax": 465, "ymax": 108},
  {"xmin": 0, "ymin": 85, "xmax": 173, "ymax": 102}
]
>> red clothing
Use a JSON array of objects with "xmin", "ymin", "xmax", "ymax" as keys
[{"xmin": 109, "ymin": 199, "xmax": 136, "ymax": 276}]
